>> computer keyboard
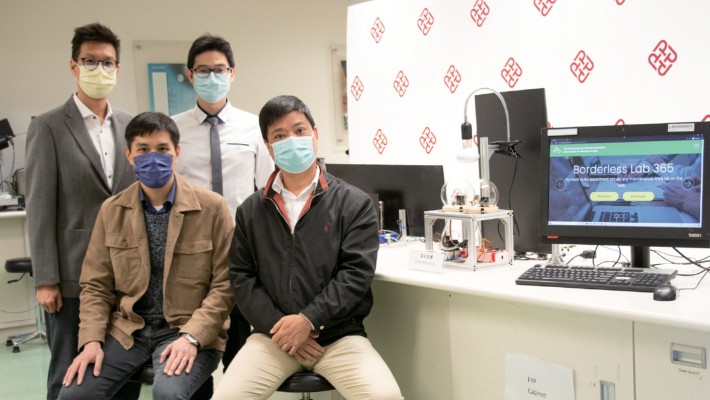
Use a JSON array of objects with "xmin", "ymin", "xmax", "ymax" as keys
[{"xmin": 516, "ymin": 264, "xmax": 677, "ymax": 292}]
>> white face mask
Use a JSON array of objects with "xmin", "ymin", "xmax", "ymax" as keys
[
  {"xmin": 193, "ymin": 73, "xmax": 231, "ymax": 103},
  {"xmin": 78, "ymin": 66, "xmax": 117, "ymax": 99}
]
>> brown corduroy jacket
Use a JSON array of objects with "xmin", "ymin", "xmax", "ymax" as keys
[{"xmin": 77, "ymin": 173, "xmax": 235, "ymax": 351}]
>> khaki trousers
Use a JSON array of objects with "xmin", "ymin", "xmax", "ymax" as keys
[{"xmin": 213, "ymin": 333, "xmax": 403, "ymax": 400}]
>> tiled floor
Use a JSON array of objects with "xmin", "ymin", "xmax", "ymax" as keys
[
  {"xmin": 0, "ymin": 340, "xmax": 176, "ymax": 400},
  {"xmin": 0, "ymin": 339, "xmax": 54, "ymax": 400}
]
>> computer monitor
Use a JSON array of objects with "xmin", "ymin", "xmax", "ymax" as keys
[
  {"xmin": 475, "ymin": 88, "xmax": 550, "ymax": 255},
  {"xmin": 540, "ymin": 121, "xmax": 710, "ymax": 268},
  {"xmin": 323, "ymin": 163, "xmax": 445, "ymax": 237}
]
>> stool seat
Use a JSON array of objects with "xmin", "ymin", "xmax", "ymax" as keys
[
  {"xmin": 278, "ymin": 371, "xmax": 335, "ymax": 393},
  {"xmin": 131, "ymin": 363, "xmax": 155, "ymax": 385},
  {"xmin": 5, "ymin": 257, "xmax": 32, "ymax": 274}
]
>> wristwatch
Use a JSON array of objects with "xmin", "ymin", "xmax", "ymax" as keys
[{"xmin": 181, "ymin": 333, "xmax": 200, "ymax": 348}]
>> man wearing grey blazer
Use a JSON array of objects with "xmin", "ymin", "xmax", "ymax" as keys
[{"xmin": 25, "ymin": 23, "xmax": 137, "ymax": 400}]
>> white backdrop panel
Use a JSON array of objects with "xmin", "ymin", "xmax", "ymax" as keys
[{"xmin": 347, "ymin": 0, "xmax": 709, "ymax": 175}]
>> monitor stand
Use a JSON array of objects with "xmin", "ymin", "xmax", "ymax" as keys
[{"xmin": 630, "ymin": 246, "xmax": 651, "ymax": 268}]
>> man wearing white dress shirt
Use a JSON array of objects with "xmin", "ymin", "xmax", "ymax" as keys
[{"xmin": 172, "ymin": 34, "xmax": 274, "ymax": 377}]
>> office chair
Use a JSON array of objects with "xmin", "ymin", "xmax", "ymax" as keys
[
  {"xmin": 277, "ymin": 371, "xmax": 335, "ymax": 400},
  {"xmin": 4, "ymin": 257, "xmax": 46, "ymax": 352}
]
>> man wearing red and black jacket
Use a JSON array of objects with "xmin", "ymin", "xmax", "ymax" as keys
[{"xmin": 214, "ymin": 95, "xmax": 402, "ymax": 400}]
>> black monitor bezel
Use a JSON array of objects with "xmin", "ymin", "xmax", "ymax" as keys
[{"xmin": 539, "ymin": 121, "xmax": 710, "ymax": 248}]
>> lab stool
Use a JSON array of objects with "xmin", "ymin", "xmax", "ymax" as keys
[
  {"xmin": 277, "ymin": 371, "xmax": 335, "ymax": 400},
  {"xmin": 4, "ymin": 257, "xmax": 46, "ymax": 352}
]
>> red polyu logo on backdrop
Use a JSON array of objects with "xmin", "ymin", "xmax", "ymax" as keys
[
  {"xmin": 350, "ymin": 77, "xmax": 364, "ymax": 101},
  {"xmin": 444, "ymin": 65, "xmax": 461, "ymax": 93},
  {"xmin": 373, "ymin": 129, "xmax": 388, "ymax": 154},
  {"xmin": 417, "ymin": 8, "xmax": 435, "ymax": 35},
  {"xmin": 470, "ymin": 0, "xmax": 490, "ymax": 27},
  {"xmin": 501, "ymin": 57, "xmax": 522, "ymax": 88},
  {"xmin": 534, "ymin": 0, "xmax": 556, "ymax": 16},
  {"xmin": 419, "ymin": 127, "xmax": 437, "ymax": 154},
  {"xmin": 371, "ymin": 18, "xmax": 386, "ymax": 43},
  {"xmin": 616, "ymin": 0, "xmax": 626, "ymax": 5},
  {"xmin": 570, "ymin": 50, "xmax": 594, "ymax": 83},
  {"xmin": 393, "ymin": 71, "xmax": 409, "ymax": 97},
  {"xmin": 648, "ymin": 40, "xmax": 677, "ymax": 76},
  {"xmin": 615, "ymin": 119, "xmax": 626, "ymax": 126},
  {"xmin": 702, "ymin": 115, "xmax": 710, "ymax": 122}
]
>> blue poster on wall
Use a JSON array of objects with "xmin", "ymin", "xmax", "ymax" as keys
[{"xmin": 148, "ymin": 63, "xmax": 196, "ymax": 116}]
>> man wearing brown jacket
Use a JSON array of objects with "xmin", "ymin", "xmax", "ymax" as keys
[{"xmin": 57, "ymin": 112, "xmax": 234, "ymax": 400}]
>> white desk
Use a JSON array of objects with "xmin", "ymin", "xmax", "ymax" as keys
[
  {"xmin": 366, "ymin": 242, "xmax": 710, "ymax": 400},
  {"xmin": 0, "ymin": 210, "xmax": 35, "ymax": 333}
]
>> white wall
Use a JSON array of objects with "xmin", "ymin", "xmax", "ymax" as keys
[{"xmin": 0, "ymin": 0, "xmax": 351, "ymax": 178}]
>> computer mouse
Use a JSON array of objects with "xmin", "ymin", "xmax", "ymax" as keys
[{"xmin": 653, "ymin": 284, "xmax": 678, "ymax": 301}]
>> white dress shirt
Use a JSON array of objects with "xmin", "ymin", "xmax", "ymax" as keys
[
  {"xmin": 272, "ymin": 166, "xmax": 320, "ymax": 233},
  {"xmin": 73, "ymin": 94, "xmax": 116, "ymax": 188},
  {"xmin": 172, "ymin": 101, "xmax": 275, "ymax": 219}
]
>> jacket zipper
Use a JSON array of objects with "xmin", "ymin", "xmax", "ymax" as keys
[{"xmin": 266, "ymin": 189, "xmax": 327, "ymax": 297}]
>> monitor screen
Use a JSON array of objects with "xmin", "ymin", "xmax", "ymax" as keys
[
  {"xmin": 324, "ymin": 163, "xmax": 445, "ymax": 237},
  {"xmin": 540, "ymin": 122, "xmax": 710, "ymax": 267}
]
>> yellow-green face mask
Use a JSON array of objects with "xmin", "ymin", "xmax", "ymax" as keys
[{"xmin": 78, "ymin": 66, "xmax": 117, "ymax": 99}]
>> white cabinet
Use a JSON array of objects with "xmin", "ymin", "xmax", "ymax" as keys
[
  {"xmin": 448, "ymin": 293, "xmax": 635, "ymax": 400},
  {"xmin": 635, "ymin": 322, "xmax": 710, "ymax": 399},
  {"xmin": 367, "ymin": 278, "xmax": 636, "ymax": 399},
  {"xmin": 366, "ymin": 280, "xmax": 454, "ymax": 400}
]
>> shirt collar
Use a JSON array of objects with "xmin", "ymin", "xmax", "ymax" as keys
[
  {"xmin": 196, "ymin": 99, "xmax": 232, "ymax": 123},
  {"xmin": 73, "ymin": 93, "xmax": 113, "ymax": 121},
  {"xmin": 139, "ymin": 179, "xmax": 177, "ymax": 214},
  {"xmin": 272, "ymin": 165, "xmax": 320, "ymax": 197}
]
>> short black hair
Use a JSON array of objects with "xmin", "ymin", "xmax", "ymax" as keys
[
  {"xmin": 125, "ymin": 112, "xmax": 180, "ymax": 149},
  {"xmin": 71, "ymin": 23, "xmax": 121, "ymax": 62},
  {"xmin": 187, "ymin": 34, "xmax": 235, "ymax": 69},
  {"xmin": 258, "ymin": 95, "xmax": 316, "ymax": 140}
]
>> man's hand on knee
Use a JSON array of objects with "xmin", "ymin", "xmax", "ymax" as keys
[
  {"xmin": 63, "ymin": 341, "xmax": 104, "ymax": 387},
  {"xmin": 160, "ymin": 336, "xmax": 198, "ymax": 376}
]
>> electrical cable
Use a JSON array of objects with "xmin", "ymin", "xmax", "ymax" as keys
[
  {"xmin": 497, "ymin": 157, "xmax": 521, "ymax": 244},
  {"xmin": 0, "ymin": 304, "xmax": 40, "ymax": 314},
  {"xmin": 671, "ymin": 247, "xmax": 710, "ymax": 274},
  {"xmin": 669, "ymin": 248, "xmax": 710, "ymax": 290}
]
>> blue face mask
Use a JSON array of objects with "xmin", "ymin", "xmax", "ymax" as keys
[
  {"xmin": 193, "ymin": 73, "xmax": 230, "ymax": 103},
  {"xmin": 271, "ymin": 136, "xmax": 316, "ymax": 174},
  {"xmin": 133, "ymin": 152, "xmax": 174, "ymax": 189}
]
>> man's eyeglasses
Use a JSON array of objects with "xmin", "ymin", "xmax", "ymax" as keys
[
  {"xmin": 191, "ymin": 66, "xmax": 232, "ymax": 78},
  {"xmin": 76, "ymin": 57, "xmax": 119, "ymax": 73}
]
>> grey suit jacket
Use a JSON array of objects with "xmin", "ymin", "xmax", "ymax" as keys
[{"xmin": 26, "ymin": 96, "xmax": 136, "ymax": 298}]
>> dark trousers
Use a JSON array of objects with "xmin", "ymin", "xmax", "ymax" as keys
[
  {"xmin": 44, "ymin": 298, "xmax": 141, "ymax": 400},
  {"xmin": 45, "ymin": 298, "xmax": 79, "ymax": 400},
  {"xmin": 57, "ymin": 320, "xmax": 221, "ymax": 400},
  {"xmin": 221, "ymin": 307, "xmax": 251, "ymax": 371}
]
